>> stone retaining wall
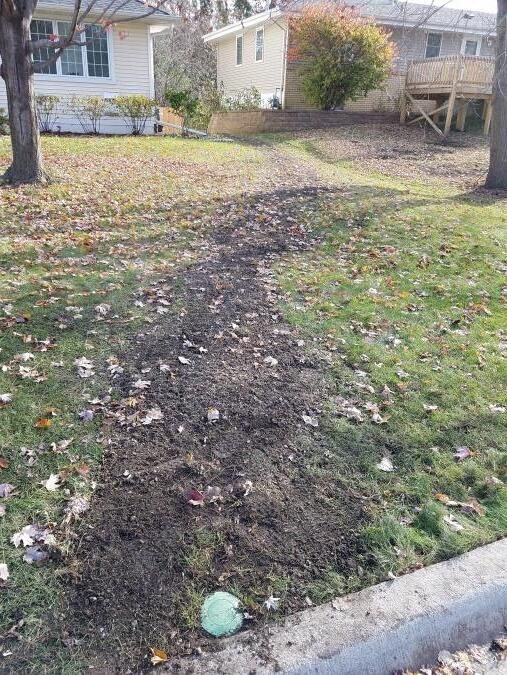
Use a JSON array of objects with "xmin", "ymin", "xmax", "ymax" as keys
[{"xmin": 208, "ymin": 110, "xmax": 398, "ymax": 135}]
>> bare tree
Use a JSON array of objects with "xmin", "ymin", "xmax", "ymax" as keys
[
  {"xmin": 486, "ymin": 0, "xmax": 507, "ymax": 189},
  {"xmin": 0, "ymin": 0, "xmax": 169, "ymax": 185}
]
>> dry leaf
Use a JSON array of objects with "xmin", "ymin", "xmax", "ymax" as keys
[
  {"xmin": 454, "ymin": 446, "xmax": 472, "ymax": 461},
  {"xmin": 150, "ymin": 647, "xmax": 168, "ymax": 665},
  {"xmin": 35, "ymin": 417, "xmax": 52, "ymax": 429},
  {"xmin": 42, "ymin": 474, "xmax": 60, "ymax": 491},
  {"xmin": 0, "ymin": 457, "xmax": 9, "ymax": 470},
  {"xmin": 0, "ymin": 483, "xmax": 15, "ymax": 498},
  {"xmin": 0, "ymin": 563, "xmax": 9, "ymax": 581},
  {"xmin": 207, "ymin": 407, "xmax": 220, "ymax": 423},
  {"xmin": 376, "ymin": 457, "xmax": 395, "ymax": 472},
  {"xmin": 302, "ymin": 414, "xmax": 318, "ymax": 427}
]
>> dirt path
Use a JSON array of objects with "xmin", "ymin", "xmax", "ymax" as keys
[{"xmin": 68, "ymin": 146, "xmax": 365, "ymax": 671}]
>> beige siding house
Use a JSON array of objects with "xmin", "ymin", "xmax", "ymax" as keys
[
  {"xmin": 0, "ymin": 0, "xmax": 177, "ymax": 133},
  {"xmin": 204, "ymin": 0, "xmax": 496, "ymax": 114}
]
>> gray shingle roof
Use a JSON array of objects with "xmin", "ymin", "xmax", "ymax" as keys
[
  {"xmin": 37, "ymin": 0, "xmax": 176, "ymax": 22},
  {"xmin": 286, "ymin": 0, "xmax": 496, "ymax": 35}
]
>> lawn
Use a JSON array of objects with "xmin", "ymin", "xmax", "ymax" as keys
[{"xmin": 0, "ymin": 128, "xmax": 505, "ymax": 672}]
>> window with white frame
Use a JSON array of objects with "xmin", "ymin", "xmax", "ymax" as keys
[
  {"xmin": 255, "ymin": 27, "xmax": 264, "ymax": 62},
  {"xmin": 30, "ymin": 19, "xmax": 111, "ymax": 78},
  {"xmin": 425, "ymin": 32, "xmax": 442, "ymax": 58},
  {"xmin": 463, "ymin": 38, "xmax": 479, "ymax": 55},
  {"xmin": 236, "ymin": 34, "xmax": 243, "ymax": 65},
  {"xmin": 31, "ymin": 20, "xmax": 57, "ymax": 74}
]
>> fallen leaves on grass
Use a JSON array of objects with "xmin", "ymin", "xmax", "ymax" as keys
[
  {"xmin": 454, "ymin": 446, "xmax": 472, "ymax": 461},
  {"xmin": 443, "ymin": 514, "xmax": 464, "ymax": 532},
  {"xmin": 263, "ymin": 595, "xmax": 280, "ymax": 611},
  {"xmin": 376, "ymin": 457, "xmax": 395, "ymax": 472},
  {"xmin": 0, "ymin": 458, "xmax": 9, "ymax": 470},
  {"xmin": 74, "ymin": 356, "xmax": 95, "ymax": 378},
  {"xmin": 0, "ymin": 393, "xmax": 12, "ymax": 405},
  {"xmin": 42, "ymin": 474, "xmax": 60, "ymax": 491},
  {"xmin": 0, "ymin": 563, "xmax": 9, "ymax": 582},
  {"xmin": 435, "ymin": 493, "xmax": 485, "ymax": 516},
  {"xmin": 35, "ymin": 417, "xmax": 52, "ymax": 429},
  {"xmin": 63, "ymin": 495, "xmax": 90, "ymax": 523},
  {"xmin": 0, "ymin": 483, "xmax": 15, "ymax": 498},
  {"xmin": 23, "ymin": 546, "xmax": 49, "ymax": 564},
  {"xmin": 11, "ymin": 524, "xmax": 52, "ymax": 548}
]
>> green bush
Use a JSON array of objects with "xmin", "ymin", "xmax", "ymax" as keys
[
  {"xmin": 114, "ymin": 94, "xmax": 155, "ymax": 135},
  {"xmin": 68, "ymin": 96, "xmax": 107, "ymax": 134},
  {"xmin": 290, "ymin": 3, "xmax": 394, "ymax": 110},
  {"xmin": 164, "ymin": 90, "xmax": 198, "ymax": 134},
  {"xmin": 35, "ymin": 95, "xmax": 60, "ymax": 133},
  {"xmin": 0, "ymin": 107, "xmax": 8, "ymax": 135}
]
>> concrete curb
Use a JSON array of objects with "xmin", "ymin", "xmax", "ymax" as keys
[{"xmin": 164, "ymin": 539, "xmax": 507, "ymax": 674}]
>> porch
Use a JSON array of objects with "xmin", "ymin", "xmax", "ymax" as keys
[{"xmin": 400, "ymin": 55, "xmax": 495, "ymax": 136}]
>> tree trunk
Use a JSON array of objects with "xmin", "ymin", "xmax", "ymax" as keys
[
  {"xmin": 0, "ymin": 14, "xmax": 45, "ymax": 184},
  {"xmin": 486, "ymin": 0, "xmax": 507, "ymax": 189}
]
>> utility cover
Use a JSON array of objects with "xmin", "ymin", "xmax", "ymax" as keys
[{"xmin": 201, "ymin": 591, "xmax": 243, "ymax": 638}]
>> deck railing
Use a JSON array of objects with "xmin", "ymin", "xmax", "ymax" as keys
[{"xmin": 406, "ymin": 55, "xmax": 495, "ymax": 95}]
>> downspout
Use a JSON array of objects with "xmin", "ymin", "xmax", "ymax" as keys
[{"xmin": 280, "ymin": 19, "xmax": 288, "ymax": 109}]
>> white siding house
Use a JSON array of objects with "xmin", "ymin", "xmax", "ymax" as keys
[{"xmin": 0, "ymin": 0, "xmax": 177, "ymax": 133}]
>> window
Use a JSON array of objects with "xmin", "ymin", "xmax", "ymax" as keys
[
  {"xmin": 425, "ymin": 32, "xmax": 442, "ymax": 58},
  {"xmin": 30, "ymin": 19, "xmax": 110, "ymax": 78},
  {"xmin": 58, "ymin": 22, "xmax": 84, "ymax": 76},
  {"xmin": 31, "ymin": 19, "xmax": 57, "ymax": 75},
  {"xmin": 236, "ymin": 34, "xmax": 243, "ymax": 66},
  {"xmin": 85, "ymin": 24, "xmax": 110, "ymax": 78},
  {"xmin": 463, "ymin": 39, "xmax": 479, "ymax": 56},
  {"xmin": 255, "ymin": 27, "xmax": 264, "ymax": 62}
]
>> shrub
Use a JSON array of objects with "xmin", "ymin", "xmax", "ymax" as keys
[
  {"xmin": 0, "ymin": 108, "xmax": 8, "ymax": 135},
  {"xmin": 68, "ymin": 95, "xmax": 107, "ymax": 134},
  {"xmin": 223, "ymin": 86, "xmax": 261, "ymax": 111},
  {"xmin": 35, "ymin": 95, "xmax": 60, "ymax": 133},
  {"xmin": 289, "ymin": 2, "xmax": 394, "ymax": 110},
  {"xmin": 113, "ymin": 95, "xmax": 156, "ymax": 135},
  {"xmin": 164, "ymin": 90, "xmax": 198, "ymax": 134}
]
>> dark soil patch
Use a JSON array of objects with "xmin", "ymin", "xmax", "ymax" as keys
[{"xmin": 67, "ymin": 181, "xmax": 366, "ymax": 671}]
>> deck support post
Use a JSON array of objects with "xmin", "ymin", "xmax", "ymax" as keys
[
  {"xmin": 405, "ymin": 92, "xmax": 444, "ymax": 137},
  {"xmin": 444, "ymin": 91, "xmax": 457, "ymax": 135},
  {"xmin": 443, "ymin": 55, "xmax": 463, "ymax": 136},
  {"xmin": 456, "ymin": 101, "xmax": 468, "ymax": 132},
  {"xmin": 483, "ymin": 99, "xmax": 493, "ymax": 135}
]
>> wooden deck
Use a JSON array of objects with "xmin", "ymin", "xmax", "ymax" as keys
[{"xmin": 400, "ymin": 54, "xmax": 495, "ymax": 136}]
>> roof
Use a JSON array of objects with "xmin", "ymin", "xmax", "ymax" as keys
[
  {"xmin": 37, "ymin": 0, "xmax": 178, "ymax": 24},
  {"xmin": 356, "ymin": 0, "xmax": 496, "ymax": 35},
  {"xmin": 204, "ymin": 0, "xmax": 496, "ymax": 43}
]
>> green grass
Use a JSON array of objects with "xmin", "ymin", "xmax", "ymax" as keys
[
  {"xmin": 274, "ymin": 135, "xmax": 507, "ymax": 583},
  {"xmin": 0, "ymin": 129, "xmax": 505, "ymax": 669},
  {"xmin": 0, "ymin": 134, "xmax": 266, "ymax": 671}
]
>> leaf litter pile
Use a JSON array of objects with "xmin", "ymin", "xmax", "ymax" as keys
[{"xmin": 0, "ymin": 128, "xmax": 506, "ymax": 672}]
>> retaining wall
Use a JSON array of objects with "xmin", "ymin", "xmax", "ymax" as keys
[{"xmin": 207, "ymin": 110, "xmax": 398, "ymax": 135}]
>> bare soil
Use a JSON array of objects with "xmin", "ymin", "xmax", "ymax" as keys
[
  {"xmin": 67, "ymin": 151, "xmax": 365, "ymax": 671},
  {"xmin": 297, "ymin": 123, "xmax": 490, "ymax": 187}
]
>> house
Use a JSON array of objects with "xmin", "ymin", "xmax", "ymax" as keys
[
  {"xmin": 0, "ymin": 0, "xmax": 177, "ymax": 133},
  {"xmin": 203, "ymin": 0, "xmax": 496, "ymax": 117}
]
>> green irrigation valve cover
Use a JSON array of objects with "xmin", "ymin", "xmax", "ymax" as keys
[{"xmin": 201, "ymin": 591, "xmax": 243, "ymax": 638}]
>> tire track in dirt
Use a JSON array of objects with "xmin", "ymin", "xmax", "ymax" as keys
[{"xmin": 68, "ymin": 146, "xmax": 366, "ymax": 671}]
